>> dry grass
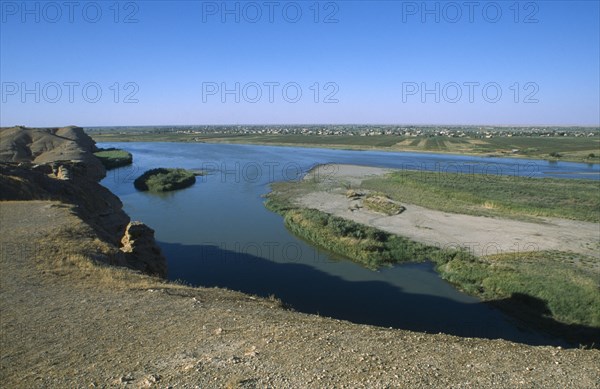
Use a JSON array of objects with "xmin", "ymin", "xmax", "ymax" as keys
[
  {"xmin": 30, "ymin": 212, "xmax": 177, "ymax": 293},
  {"xmin": 482, "ymin": 201, "xmax": 497, "ymax": 209}
]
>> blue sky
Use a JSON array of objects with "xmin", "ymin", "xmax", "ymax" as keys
[{"xmin": 1, "ymin": 0, "xmax": 599, "ymax": 126}]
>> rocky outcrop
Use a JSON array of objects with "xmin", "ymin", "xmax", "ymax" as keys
[
  {"xmin": 121, "ymin": 222, "xmax": 167, "ymax": 277},
  {"xmin": 0, "ymin": 125, "xmax": 105, "ymax": 180},
  {"xmin": 0, "ymin": 162, "xmax": 129, "ymax": 246},
  {"xmin": 0, "ymin": 126, "xmax": 167, "ymax": 277}
]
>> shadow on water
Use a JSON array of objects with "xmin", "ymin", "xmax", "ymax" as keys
[{"xmin": 159, "ymin": 241, "xmax": 597, "ymax": 348}]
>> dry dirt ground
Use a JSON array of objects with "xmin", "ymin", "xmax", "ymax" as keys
[
  {"xmin": 1, "ymin": 201, "xmax": 600, "ymax": 388},
  {"xmin": 298, "ymin": 165, "xmax": 600, "ymax": 260}
]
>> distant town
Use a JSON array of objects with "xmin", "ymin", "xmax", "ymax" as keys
[{"xmin": 85, "ymin": 125, "xmax": 599, "ymax": 139}]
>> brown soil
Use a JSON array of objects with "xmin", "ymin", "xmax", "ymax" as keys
[{"xmin": 1, "ymin": 201, "xmax": 599, "ymax": 388}]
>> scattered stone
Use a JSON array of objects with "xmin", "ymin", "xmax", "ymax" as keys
[
  {"xmin": 120, "ymin": 374, "xmax": 134, "ymax": 383},
  {"xmin": 148, "ymin": 374, "xmax": 161, "ymax": 382},
  {"xmin": 348, "ymin": 203, "xmax": 362, "ymax": 212}
]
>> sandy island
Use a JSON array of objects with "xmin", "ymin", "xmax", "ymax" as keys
[{"xmin": 298, "ymin": 165, "xmax": 600, "ymax": 260}]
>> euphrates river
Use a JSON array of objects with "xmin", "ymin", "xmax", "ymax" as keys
[{"xmin": 99, "ymin": 142, "xmax": 599, "ymax": 346}]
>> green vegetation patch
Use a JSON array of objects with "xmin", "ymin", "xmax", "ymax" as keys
[
  {"xmin": 134, "ymin": 168, "xmax": 196, "ymax": 192},
  {"xmin": 362, "ymin": 170, "xmax": 600, "ymax": 223},
  {"xmin": 93, "ymin": 148, "xmax": 133, "ymax": 169},
  {"xmin": 281, "ymin": 208, "xmax": 447, "ymax": 270},
  {"xmin": 477, "ymin": 136, "xmax": 599, "ymax": 154},
  {"xmin": 439, "ymin": 250, "xmax": 600, "ymax": 330},
  {"xmin": 265, "ymin": 174, "xmax": 600, "ymax": 345},
  {"xmin": 265, "ymin": 189, "xmax": 468, "ymax": 270},
  {"xmin": 424, "ymin": 137, "xmax": 448, "ymax": 151}
]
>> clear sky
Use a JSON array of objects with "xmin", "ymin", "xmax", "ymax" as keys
[{"xmin": 1, "ymin": 0, "xmax": 599, "ymax": 127}]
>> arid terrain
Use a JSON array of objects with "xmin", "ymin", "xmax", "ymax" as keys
[
  {"xmin": 1, "ymin": 127, "xmax": 599, "ymax": 387},
  {"xmin": 2, "ymin": 201, "xmax": 600, "ymax": 388}
]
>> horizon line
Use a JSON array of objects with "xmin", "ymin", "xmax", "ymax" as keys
[{"xmin": 3, "ymin": 123, "xmax": 600, "ymax": 129}]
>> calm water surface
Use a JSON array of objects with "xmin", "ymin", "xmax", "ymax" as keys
[{"xmin": 99, "ymin": 142, "xmax": 599, "ymax": 346}]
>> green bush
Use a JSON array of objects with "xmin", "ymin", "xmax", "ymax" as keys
[
  {"xmin": 278, "ymin": 207, "xmax": 453, "ymax": 270},
  {"xmin": 134, "ymin": 168, "xmax": 196, "ymax": 192}
]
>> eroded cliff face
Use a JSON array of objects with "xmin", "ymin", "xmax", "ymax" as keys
[
  {"xmin": 0, "ymin": 126, "xmax": 167, "ymax": 277},
  {"xmin": 0, "ymin": 126, "xmax": 106, "ymax": 180},
  {"xmin": 121, "ymin": 222, "xmax": 167, "ymax": 278}
]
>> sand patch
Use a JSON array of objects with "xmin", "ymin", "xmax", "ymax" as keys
[{"xmin": 300, "ymin": 165, "xmax": 600, "ymax": 259}]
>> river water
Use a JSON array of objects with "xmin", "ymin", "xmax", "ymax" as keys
[{"xmin": 99, "ymin": 142, "xmax": 599, "ymax": 346}]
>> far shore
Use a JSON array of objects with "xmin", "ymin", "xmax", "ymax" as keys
[{"xmin": 89, "ymin": 133, "xmax": 600, "ymax": 165}]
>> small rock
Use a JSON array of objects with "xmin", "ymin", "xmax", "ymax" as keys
[
  {"xmin": 148, "ymin": 374, "xmax": 161, "ymax": 382},
  {"xmin": 120, "ymin": 375, "xmax": 134, "ymax": 383},
  {"xmin": 182, "ymin": 363, "xmax": 196, "ymax": 371}
]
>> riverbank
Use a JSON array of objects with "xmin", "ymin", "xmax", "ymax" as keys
[
  {"xmin": 0, "ymin": 127, "xmax": 167, "ymax": 276},
  {"xmin": 3, "ymin": 200, "xmax": 600, "ymax": 387},
  {"xmin": 265, "ymin": 164, "xmax": 600, "ymax": 345}
]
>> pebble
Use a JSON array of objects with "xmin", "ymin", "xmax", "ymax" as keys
[{"xmin": 120, "ymin": 374, "xmax": 134, "ymax": 383}]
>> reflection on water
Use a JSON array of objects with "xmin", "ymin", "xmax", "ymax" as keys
[{"xmin": 99, "ymin": 142, "xmax": 595, "ymax": 346}]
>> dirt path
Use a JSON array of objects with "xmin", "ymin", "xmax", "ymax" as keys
[
  {"xmin": 298, "ymin": 165, "xmax": 600, "ymax": 259},
  {"xmin": 2, "ymin": 201, "xmax": 600, "ymax": 387}
]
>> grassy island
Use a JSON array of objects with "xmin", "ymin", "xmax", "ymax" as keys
[
  {"xmin": 93, "ymin": 148, "xmax": 133, "ymax": 169},
  {"xmin": 134, "ymin": 168, "xmax": 197, "ymax": 192}
]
